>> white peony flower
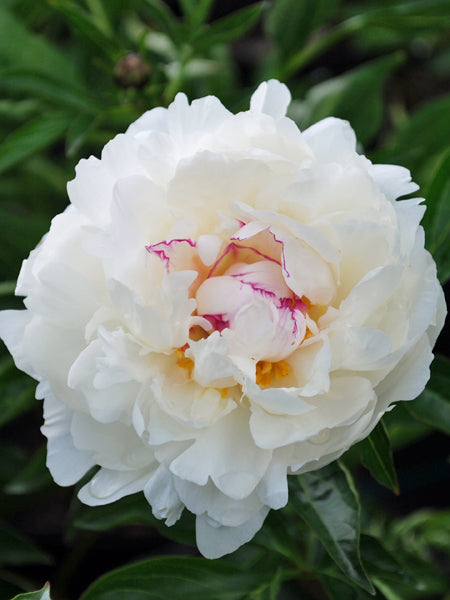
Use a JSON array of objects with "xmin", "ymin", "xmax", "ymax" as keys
[{"xmin": 0, "ymin": 80, "xmax": 446, "ymax": 559}]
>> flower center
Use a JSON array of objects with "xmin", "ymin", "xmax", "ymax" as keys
[{"xmin": 146, "ymin": 228, "xmax": 315, "ymax": 385}]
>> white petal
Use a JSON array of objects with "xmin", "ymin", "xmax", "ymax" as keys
[
  {"xmin": 78, "ymin": 467, "xmax": 150, "ymax": 505},
  {"xmin": 175, "ymin": 478, "xmax": 263, "ymax": 527},
  {"xmin": 41, "ymin": 392, "xmax": 94, "ymax": 486},
  {"xmin": 196, "ymin": 234, "xmax": 223, "ymax": 266},
  {"xmin": 370, "ymin": 164, "xmax": 419, "ymax": 201},
  {"xmin": 338, "ymin": 265, "xmax": 403, "ymax": 326},
  {"xmin": 71, "ymin": 412, "xmax": 153, "ymax": 470},
  {"xmin": 250, "ymin": 376, "xmax": 375, "ymax": 449},
  {"xmin": 143, "ymin": 464, "xmax": 184, "ymax": 526},
  {"xmin": 0, "ymin": 310, "xmax": 36, "ymax": 378},
  {"xmin": 196, "ymin": 506, "xmax": 269, "ymax": 559},
  {"xmin": 329, "ymin": 325, "xmax": 393, "ymax": 371},
  {"xmin": 257, "ymin": 460, "xmax": 288, "ymax": 510},
  {"xmin": 250, "ymin": 80, "xmax": 291, "ymax": 119},
  {"xmin": 375, "ymin": 333, "xmax": 433, "ymax": 409},
  {"xmin": 281, "ymin": 237, "xmax": 336, "ymax": 305},
  {"xmin": 170, "ymin": 409, "xmax": 272, "ymax": 499},
  {"xmin": 302, "ymin": 117, "xmax": 357, "ymax": 165},
  {"xmin": 126, "ymin": 106, "xmax": 168, "ymax": 136}
]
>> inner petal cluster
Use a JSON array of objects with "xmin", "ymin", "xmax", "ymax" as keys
[{"xmin": 146, "ymin": 226, "xmax": 312, "ymax": 388}]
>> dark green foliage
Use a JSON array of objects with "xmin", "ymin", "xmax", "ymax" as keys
[{"xmin": 0, "ymin": 1, "xmax": 448, "ymax": 599}]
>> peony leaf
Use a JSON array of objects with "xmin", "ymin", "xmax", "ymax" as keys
[
  {"xmin": 320, "ymin": 574, "xmax": 374, "ymax": 600},
  {"xmin": 266, "ymin": 0, "xmax": 339, "ymax": 58},
  {"xmin": 422, "ymin": 148, "xmax": 450, "ymax": 283},
  {"xmin": 359, "ymin": 420, "xmax": 399, "ymax": 493},
  {"xmin": 0, "ymin": 525, "xmax": 52, "ymax": 567},
  {"xmin": 0, "ymin": 373, "xmax": 35, "ymax": 428},
  {"xmin": 178, "ymin": 0, "xmax": 214, "ymax": 29},
  {"xmin": 291, "ymin": 53, "xmax": 404, "ymax": 145},
  {"xmin": 48, "ymin": 0, "xmax": 117, "ymax": 58},
  {"xmin": 191, "ymin": 4, "xmax": 262, "ymax": 51},
  {"xmin": 4, "ymin": 446, "xmax": 53, "ymax": 495},
  {"xmin": 405, "ymin": 355, "xmax": 450, "ymax": 435},
  {"xmin": 73, "ymin": 494, "xmax": 196, "ymax": 547},
  {"xmin": 141, "ymin": 0, "xmax": 183, "ymax": 48},
  {"xmin": 359, "ymin": 534, "xmax": 412, "ymax": 597},
  {"xmin": 10, "ymin": 583, "xmax": 52, "ymax": 600},
  {"xmin": 0, "ymin": 112, "xmax": 71, "ymax": 176},
  {"xmin": 73, "ymin": 493, "xmax": 159, "ymax": 531},
  {"xmin": 373, "ymin": 94, "xmax": 450, "ymax": 186},
  {"xmin": 361, "ymin": 534, "xmax": 447, "ymax": 600},
  {"xmin": 391, "ymin": 509, "xmax": 450, "ymax": 555},
  {"xmin": 0, "ymin": 71, "xmax": 99, "ymax": 115},
  {"xmin": 0, "ymin": 5, "xmax": 79, "ymax": 84},
  {"xmin": 289, "ymin": 462, "xmax": 374, "ymax": 594},
  {"xmin": 80, "ymin": 556, "xmax": 275, "ymax": 600}
]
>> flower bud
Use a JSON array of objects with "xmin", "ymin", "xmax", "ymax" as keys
[{"xmin": 113, "ymin": 52, "xmax": 151, "ymax": 89}]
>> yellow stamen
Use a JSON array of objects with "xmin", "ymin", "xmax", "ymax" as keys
[
  {"xmin": 175, "ymin": 348, "xmax": 194, "ymax": 378},
  {"xmin": 256, "ymin": 359, "xmax": 291, "ymax": 387},
  {"xmin": 272, "ymin": 360, "xmax": 290, "ymax": 380}
]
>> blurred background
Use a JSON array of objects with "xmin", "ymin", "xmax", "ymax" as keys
[{"xmin": 0, "ymin": 1, "xmax": 448, "ymax": 599}]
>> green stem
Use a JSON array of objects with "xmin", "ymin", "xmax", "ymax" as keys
[{"xmin": 277, "ymin": 16, "xmax": 365, "ymax": 80}]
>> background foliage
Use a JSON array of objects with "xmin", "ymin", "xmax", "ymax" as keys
[{"xmin": 0, "ymin": 1, "xmax": 449, "ymax": 599}]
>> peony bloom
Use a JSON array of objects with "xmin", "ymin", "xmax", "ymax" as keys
[{"xmin": 0, "ymin": 80, "xmax": 445, "ymax": 558}]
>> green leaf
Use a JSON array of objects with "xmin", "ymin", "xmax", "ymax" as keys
[
  {"xmin": 291, "ymin": 52, "xmax": 404, "ymax": 145},
  {"xmin": 73, "ymin": 493, "xmax": 196, "ymax": 546},
  {"xmin": 253, "ymin": 509, "xmax": 302, "ymax": 566},
  {"xmin": 0, "ymin": 71, "xmax": 99, "ymax": 114},
  {"xmin": 11, "ymin": 583, "xmax": 52, "ymax": 600},
  {"xmin": 0, "ymin": 112, "xmax": 70, "ymax": 175},
  {"xmin": 391, "ymin": 509, "xmax": 450, "ymax": 555},
  {"xmin": 359, "ymin": 420, "xmax": 399, "ymax": 493},
  {"xmin": 0, "ymin": 373, "xmax": 36, "ymax": 428},
  {"xmin": 266, "ymin": 0, "xmax": 339, "ymax": 58},
  {"xmin": 0, "ymin": 281, "xmax": 16, "ymax": 297},
  {"xmin": 359, "ymin": 534, "xmax": 413, "ymax": 595},
  {"xmin": 66, "ymin": 113, "xmax": 100, "ymax": 157},
  {"xmin": 289, "ymin": 462, "xmax": 374, "ymax": 593},
  {"xmin": 73, "ymin": 493, "xmax": 157, "ymax": 531},
  {"xmin": 422, "ymin": 147, "xmax": 450, "ymax": 283},
  {"xmin": 0, "ymin": 524, "xmax": 52, "ymax": 567},
  {"xmin": 374, "ymin": 94, "xmax": 450, "ymax": 185},
  {"xmin": 0, "ymin": 4, "xmax": 79, "ymax": 84},
  {"xmin": 49, "ymin": 0, "xmax": 118, "ymax": 58},
  {"xmin": 405, "ymin": 355, "xmax": 450, "ymax": 435},
  {"xmin": 192, "ymin": 4, "xmax": 262, "ymax": 50},
  {"xmin": 0, "ymin": 577, "xmax": 22, "ymax": 600},
  {"xmin": 359, "ymin": 0, "xmax": 450, "ymax": 32},
  {"xmin": 0, "ymin": 205, "xmax": 49, "ymax": 279},
  {"xmin": 0, "ymin": 442, "xmax": 27, "ymax": 484},
  {"xmin": 320, "ymin": 573, "xmax": 374, "ymax": 600},
  {"xmin": 80, "ymin": 556, "xmax": 273, "ymax": 600},
  {"xmin": 179, "ymin": 0, "xmax": 214, "ymax": 28},
  {"xmin": 4, "ymin": 446, "xmax": 53, "ymax": 495},
  {"xmin": 141, "ymin": 0, "xmax": 182, "ymax": 47}
]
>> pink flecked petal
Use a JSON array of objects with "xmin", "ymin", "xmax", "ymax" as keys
[{"xmin": 145, "ymin": 238, "xmax": 197, "ymax": 273}]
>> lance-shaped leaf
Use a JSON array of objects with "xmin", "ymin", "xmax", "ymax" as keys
[
  {"xmin": 11, "ymin": 583, "xmax": 52, "ymax": 600},
  {"xmin": 0, "ymin": 112, "xmax": 71, "ymax": 176},
  {"xmin": 0, "ymin": 525, "xmax": 52, "ymax": 567},
  {"xmin": 406, "ymin": 355, "xmax": 450, "ymax": 435},
  {"xmin": 289, "ymin": 461, "xmax": 374, "ymax": 594},
  {"xmin": 422, "ymin": 150, "xmax": 450, "ymax": 284},
  {"xmin": 80, "ymin": 556, "xmax": 276, "ymax": 600},
  {"xmin": 360, "ymin": 420, "xmax": 399, "ymax": 493}
]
